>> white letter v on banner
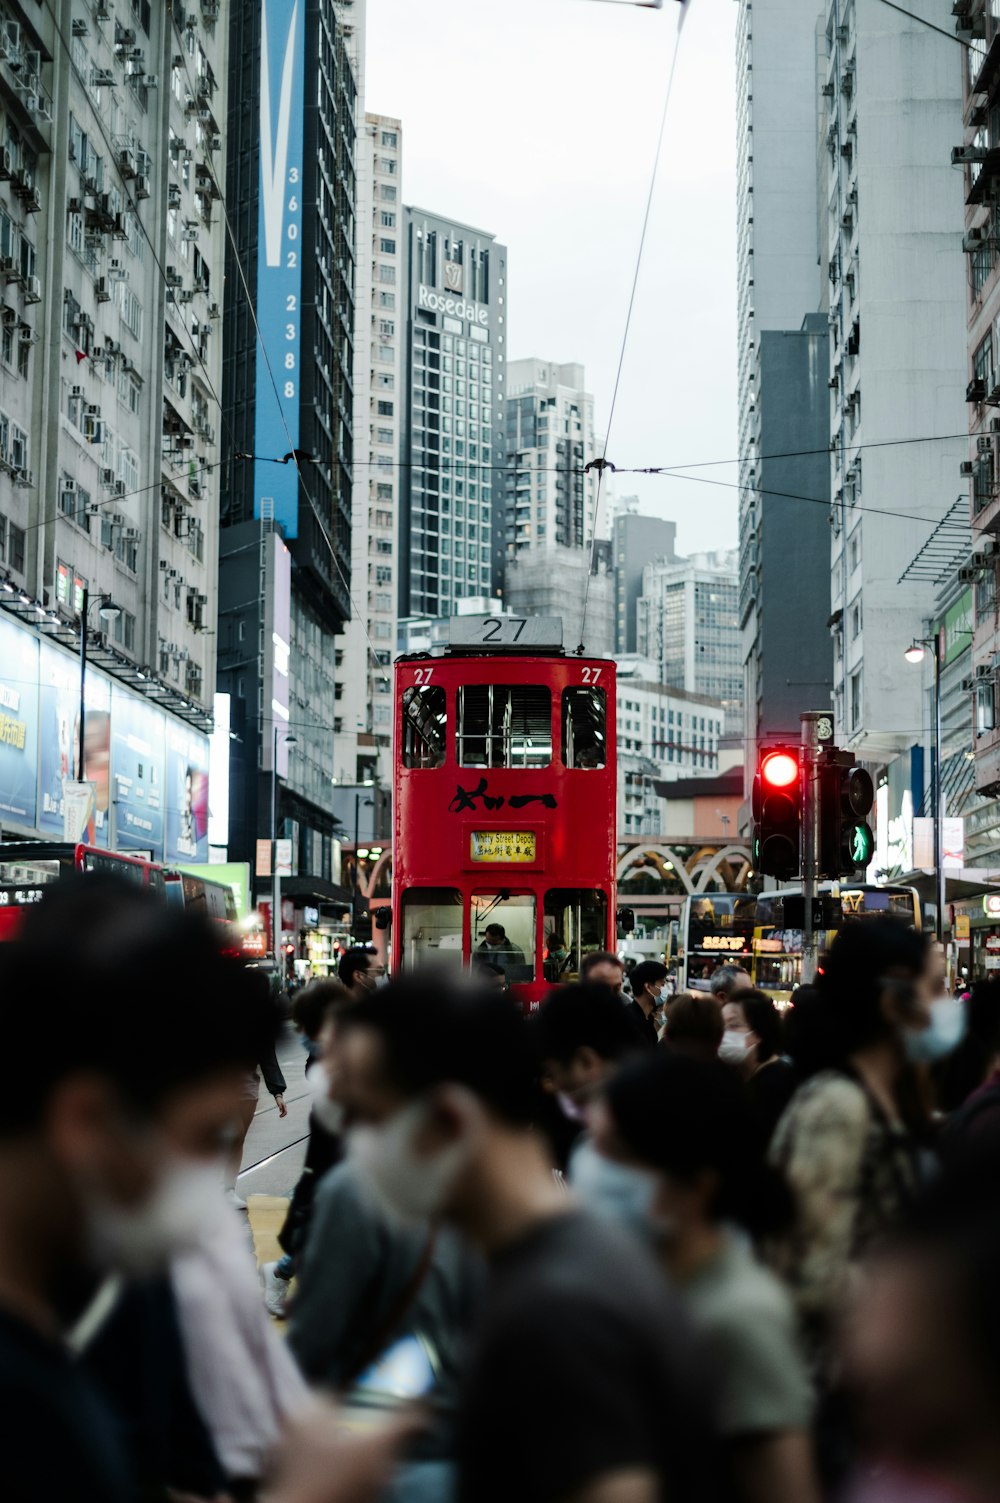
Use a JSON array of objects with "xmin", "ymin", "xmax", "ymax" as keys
[{"xmin": 260, "ymin": 0, "xmax": 298, "ymax": 268}]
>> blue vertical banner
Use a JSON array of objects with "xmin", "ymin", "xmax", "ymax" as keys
[{"xmin": 254, "ymin": 0, "xmax": 305, "ymax": 538}]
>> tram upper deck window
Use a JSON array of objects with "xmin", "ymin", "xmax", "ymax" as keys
[
  {"xmin": 457, "ymin": 685, "xmax": 551, "ymax": 768},
  {"xmin": 562, "ymin": 687, "xmax": 606, "ymax": 768},
  {"xmin": 401, "ymin": 887, "xmax": 463, "ymax": 966},
  {"xmin": 402, "ymin": 685, "xmax": 447, "ymax": 769},
  {"xmin": 543, "ymin": 889, "xmax": 608, "ymax": 982}
]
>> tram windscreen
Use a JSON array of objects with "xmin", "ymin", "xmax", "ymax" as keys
[
  {"xmin": 562, "ymin": 688, "xmax": 606, "ymax": 769},
  {"xmin": 402, "ymin": 685, "xmax": 447, "ymax": 769},
  {"xmin": 457, "ymin": 686, "xmax": 551, "ymax": 768},
  {"xmin": 543, "ymin": 889, "xmax": 608, "ymax": 982},
  {"xmin": 401, "ymin": 887, "xmax": 463, "ymax": 967},
  {"xmin": 471, "ymin": 893, "xmax": 535, "ymax": 983}
]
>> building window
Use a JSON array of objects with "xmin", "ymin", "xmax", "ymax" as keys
[
  {"xmin": 850, "ymin": 669, "xmax": 862, "ymax": 730},
  {"xmin": 380, "ymin": 238, "xmax": 396, "ymax": 255},
  {"xmin": 381, "ymin": 130, "xmax": 398, "ymax": 147},
  {"xmin": 380, "ymin": 211, "xmax": 396, "ymax": 228},
  {"xmin": 8, "ymin": 523, "xmax": 25, "ymax": 574},
  {"xmin": 378, "ymin": 292, "xmax": 396, "ymax": 309},
  {"xmin": 380, "ymin": 184, "xmax": 397, "ymax": 202},
  {"xmin": 377, "ymin": 400, "xmax": 394, "ymax": 416}
]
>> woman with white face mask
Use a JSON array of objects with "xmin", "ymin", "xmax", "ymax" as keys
[{"xmin": 589, "ymin": 1053, "xmax": 821, "ymax": 1503}]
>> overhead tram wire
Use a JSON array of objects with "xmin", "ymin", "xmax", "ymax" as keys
[
  {"xmin": 14, "ymin": 459, "xmax": 230, "ymax": 541},
  {"xmin": 578, "ymin": 0, "xmax": 690, "ymax": 651},
  {"xmin": 876, "ymin": 0, "xmax": 971, "ymax": 48},
  {"xmin": 646, "ymin": 429, "xmax": 983, "ymax": 473}
]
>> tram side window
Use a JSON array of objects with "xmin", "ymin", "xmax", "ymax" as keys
[
  {"xmin": 457, "ymin": 685, "xmax": 551, "ymax": 768},
  {"xmin": 543, "ymin": 889, "xmax": 608, "ymax": 983},
  {"xmin": 402, "ymin": 685, "xmax": 447, "ymax": 769},
  {"xmin": 471, "ymin": 892, "xmax": 536, "ymax": 983},
  {"xmin": 401, "ymin": 887, "xmax": 463, "ymax": 967},
  {"xmin": 562, "ymin": 687, "xmax": 606, "ymax": 769}
]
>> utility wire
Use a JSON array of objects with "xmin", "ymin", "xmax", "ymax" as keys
[
  {"xmin": 579, "ymin": 0, "xmax": 689, "ymax": 649},
  {"xmin": 876, "ymin": 0, "xmax": 970, "ymax": 48},
  {"xmin": 12, "ymin": 459, "xmax": 231, "ymax": 541},
  {"xmin": 649, "ymin": 429, "xmax": 982, "ymax": 474}
]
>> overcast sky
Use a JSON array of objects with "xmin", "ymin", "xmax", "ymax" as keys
[{"xmin": 365, "ymin": 0, "xmax": 739, "ymax": 556}]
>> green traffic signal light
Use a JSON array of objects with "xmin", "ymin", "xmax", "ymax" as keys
[{"xmin": 848, "ymin": 822, "xmax": 874, "ymax": 867}]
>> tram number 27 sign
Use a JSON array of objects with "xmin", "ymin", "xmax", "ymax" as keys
[{"xmin": 470, "ymin": 830, "xmax": 537, "ymax": 864}]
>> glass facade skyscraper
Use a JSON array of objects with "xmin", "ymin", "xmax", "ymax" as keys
[{"xmin": 400, "ymin": 209, "xmax": 507, "ymax": 619}]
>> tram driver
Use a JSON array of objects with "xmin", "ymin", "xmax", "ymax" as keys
[{"xmin": 477, "ymin": 922, "xmax": 527, "ymax": 975}]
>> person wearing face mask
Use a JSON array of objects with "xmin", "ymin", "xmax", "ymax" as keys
[
  {"xmin": 624, "ymin": 960, "xmax": 669, "ymax": 1051},
  {"xmin": 767, "ymin": 920, "xmax": 944, "ymax": 1489},
  {"xmin": 337, "ymin": 975, "xmax": 725, "ymax": 1503},
  {"xmin": 532, "ymin": 983, "xmax": 641, "ymax": 1175},
  {"xmin": 339, "ymin": 947, "xmax": 384, "ymax": 997},
  {"xmin": 719, "ymin": 996, "xmax": 752, "ymax": 1067},
  {"xmin": 0, "ymin": 877, "xmax": 275, "ymax": 1502},
  {"xmin": 737, "ymin": 990, "xmax": 798, "ymax": 1152},
  {"xmin": 288, "ymin": 1003, "xmax": 482, "ymax": 1485},
  {"xmin": 593, "ymin": 1053, "xmax": 820, "ymax": 1503}
]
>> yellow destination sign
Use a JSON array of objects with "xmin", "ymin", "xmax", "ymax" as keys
[{"xmin": 470, "ymin": 830, "xmax": 536, "ymax": 863}]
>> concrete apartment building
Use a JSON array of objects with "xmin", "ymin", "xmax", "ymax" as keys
[
  {"xmin": 636, "ymin": 549, "xmax": 743, "ymax": 730},
  {"xmin": 0, "ymin": 0, "xmax": 225, "ymax": 857},
  {"xmin": 612, "ymin": 498, "xmax": 677, "ymax": 655},
  {"xmin": 823, "ymin": 0, "xmax": 967, "ymax": 758},
  {"xmin": 399, "ymin": 207, "xmax": 507, "ymax": 620},
  {"xmin": 503, "ymin": 541, "xmax": 615, "ymax": 659},
  {"xmin": 336, "ymin": 109, "xmax": 402, "ymax": 788},
  {"xmin": 735, "ymin": 0, "xmax": 831, "ymax": 779},
  {"xmin": 504, "ymin": 358, "xmax": 600, "ymax": 556},
  {"xmin": 616, "ymin": 655, "xmax": 727, "ymax": 838},
  {"xmin": 958, "ymin": 3, "xmax": 1000, "ymax": 818}
]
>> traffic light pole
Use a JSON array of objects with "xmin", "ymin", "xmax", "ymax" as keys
[{"xmin": 801, "ymin": 712, "xmax": 824, "ymax": 983}]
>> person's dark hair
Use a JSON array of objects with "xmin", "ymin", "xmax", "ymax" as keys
[
  {"xmin": 292, "ymin": 977, "xmax": 353, "ymax": 1040},
  {"xmin": 580, "ymin": 951, "xmax": 623, "ymax": 980},
  {"xmin": 708, "ymin": 964, "xmax": 750, "ymax": 1000},
  {"xmin": 630, "ymin": 960, "xmax": 668, "ymax": 998},
  {"xmin": 815, "ymin": 919, "xmax": 930, "ymax": 1061},
  {"xmin": 934, "ymin": 979, "xmax": 1000, "ymax": 1113},
  {"xmin": 741, "ymin": 988, "xmax": 783, "ymax": 1063},
  {"xmin": 349, "ymin": 973, "xmax": 540, "ymax": 1125},
  {"xmin": 533, "ymin": 983, "xmax": 638, "ymax": 1067},
  {"xmin": 484, "ymin": 924, "xmax": 506, "ymax": 941},
  {"xmin": 338, "ymin": 947, "xmax": 376, "ymax": 989},
  {"xmin": 0, "ymin": 877, "xmax": 260, "ymax": 1136},
  {"xmin": 606, "ymin": 1052, "xmax": 792, "ymax": 1236},
  {"xmin": 782, "ymin": 985, "xmax": 837, "ymax": 1081},
  {"xmin": 663, "ymin": 992, "xmax": 724, "ymax": 1056}
]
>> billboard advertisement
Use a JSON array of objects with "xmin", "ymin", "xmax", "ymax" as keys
[
  {"xmin": 38, "ymin": 646, "xmax": 111, "ymax": 844},
  {"xmin": 165, "ymin": 720, "xmax": 210, "ymax": 864},
  {"xmin": 111, "ymin": 684, "xmax": 165, "ymax": 859},
  {"xmin": 254, "ymin": 0, "xmax": 305, "ymax": 538},
  {"xmin": 0, "ymin": 616, "xmax": 38, "ymax": 827}
]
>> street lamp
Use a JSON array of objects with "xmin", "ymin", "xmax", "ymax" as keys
[
  {"xmin": 271, "ymin": 726, "xmax": 298, "ymax": 967},
  {"xmin": 904, "ymin": 636, "xmax": 944, "ymax": 943},
  {"xmin": 78, "ymin": 587, "xmax": 120, "ymax": 785},
  {"xmin": 353, "ymin": 787, "xmax": 375, "ymax": 937}
]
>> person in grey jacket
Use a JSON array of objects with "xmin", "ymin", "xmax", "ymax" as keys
[{"xmin": 289, "ymin": 1156, "xmax": 481, "ymax": 1462}]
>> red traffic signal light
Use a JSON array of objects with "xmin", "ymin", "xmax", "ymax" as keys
[
  {"xmin": 751, "ymin": 746, "xmax": 801, "ymax": 880},
  {"xmin": 761, "ymin": 750, "xmax": 798, "ymax": 789}
]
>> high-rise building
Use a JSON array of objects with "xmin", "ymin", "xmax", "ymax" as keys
[
  {"xmin": 616, "ymin": 656, "xmax": 726, "ymax": 838},
  {"xmin": 735, "ymin": 0, "xmax": 831, "ymax": 779},
  {"xmin": 958, "ymin": 4, "xmax": 1000, "ymax": 807},
  {"xmin": 824, "ymin": 0, "xmax": 966, "ymax": 756},
  {"xmin": 0, "ymin": 1, "xmax": 224, "ymax": 856},
  {"xmin": 400, "ymin": 207, "xmax": 507, "ymax": 619},
  {"xmin": 336, "ymin": 110, "xmax": 402, "ymax": 787},
  {"xmin": 504, "ymin": 359, "xmax": 599, "ymax": 556},
  {"xmin": 503, "ymin": 542, "xmax": 614, "ymax": 659},
  {"xmin": 612, "ymin": 504, "xmax": 677, "ymax": 654},
  {"xmin": 637, "ymin": 550, "xmax": 742, "ymax": 729},
  {"xmin": 217, "ymin": 0, "xmax": 360, "ymax": 902},
  {"xmin": 744, "ymin": 318, "xmax": 833, "ymax": 749}
]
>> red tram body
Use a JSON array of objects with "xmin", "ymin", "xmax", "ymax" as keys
[{"xmin": 391, "ymin": 616, "xmax": 617, "ymax": 1011}]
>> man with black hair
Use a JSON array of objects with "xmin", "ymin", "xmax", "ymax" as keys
[
  {"xmin": 625, "ymin": 960, "xmax": 668, "ymax": 1049},
  {"xmin": 580, "ymin": 950, "xmax": 626, "ymax": 994},
  {"xmin": 533, "ymin": 983, "xmax": 640, "ymax": 1171},
  {"xmin": 0, "ymin": 878, "xmax": 264, "ymax": 1501},
  {"xmin": 338, "ymin": 975, "xmax": 722, "ymax": 1503},
  {"xmin": 476, "ymin": 922, "xmax": 526, "ymax": 972},
  {"xmin": 339, "ymin": 946, "xmax": 383, "ymax": 996}
]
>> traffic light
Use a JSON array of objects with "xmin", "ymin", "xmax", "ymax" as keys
[
  {"xmin": 819, "ymin": 748, "xmax": 875, "ymax": 877},
  {"xmin": 751, "ymin": 747, "xmax": 802, "ymax": 880}
]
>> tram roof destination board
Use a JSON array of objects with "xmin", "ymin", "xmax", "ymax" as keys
[{"xmin": 447, "ymin": 615, "xmax": 564, "ymax": 652}]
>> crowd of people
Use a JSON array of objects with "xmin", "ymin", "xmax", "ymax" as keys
[{"xmin": 4, "ymin": 879, "xmax": 1000, "ymax": 1503}]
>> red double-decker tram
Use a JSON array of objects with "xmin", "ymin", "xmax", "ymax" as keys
[{"xmin": 391, "ymin": 614, "xmax": 617, "ymax": 1010}]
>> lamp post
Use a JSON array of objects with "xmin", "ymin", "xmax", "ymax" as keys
[
  {"xmin": 271, "ymin": 726, "xmax": 298, "ymax": 968},
  {"xmin": 78, "ymin": 587, "xmax": 120, "ymax": 786},
  {"xmin": 353, "ymin": 788, "xmax": 374, "ymax": 937},
  {"xmin": 904, "ymin": 635, "xmax": 944, "ymax": 943}
]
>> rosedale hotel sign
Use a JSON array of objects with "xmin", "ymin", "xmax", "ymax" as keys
[{"xmin": 418, "ymin": 284, "xmax": 489, "ymax": 326}]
